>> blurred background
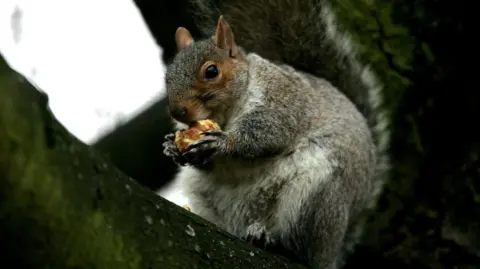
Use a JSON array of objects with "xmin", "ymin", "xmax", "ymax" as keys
[{"xmin": 0, "ymin": 0, "xmax": 478, "ymax": 268}]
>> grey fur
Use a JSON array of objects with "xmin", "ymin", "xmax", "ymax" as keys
[{"xmin": 162, "ymin": 0, "xmax": 391, "ymax": 268}]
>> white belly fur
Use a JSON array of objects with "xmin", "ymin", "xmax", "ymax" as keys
[{"xmin": 174, "ymin": 139, "xmax": 335, "ymax": 240}]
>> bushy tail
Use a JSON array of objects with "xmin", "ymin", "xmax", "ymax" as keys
[{"xmin": 189, "ymin": 0, "xmax": 390, "ymax": 190}]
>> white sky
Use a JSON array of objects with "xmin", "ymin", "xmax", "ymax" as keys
[{"xmin": 0, "ymin": 0, "xmax": 189, "ymax": 207}]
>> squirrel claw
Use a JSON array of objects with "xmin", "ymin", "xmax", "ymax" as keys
[
  {"xmin": 164, "ymin": 133, "xmax": 176, "ymax": 141},
  {"xmin": 182, "ymin": 136, "xmax": 220, "ymax": 166},
  {"xmin": 162, "ymin": 141, "xmax": 180, "ymax": 156},
  {"xmin": 201, "ymin": 130, "xmax": 224, "ymax": 137},
  {"xmin": 245, "ymin": 222, "xmax": 273, "ymax": 249},
  {"xmin": 165, "ymin": 129, "xmax": 186, "ymax": 141},
  {"xmin": 186, "ymin": 137, "xmax": 219, "ymax": 150},
  {"xmin": 163, "ymin": 136, "xmax": 188, "ymax": 166},
  {"xmin": 183, "ymin": 147, "xmax": 217, "ymax": 166}
]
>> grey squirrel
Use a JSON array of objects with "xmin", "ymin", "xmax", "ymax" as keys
[{"xmin": 162, "ymin": 0, "xmax": 390, "ymax": 268}]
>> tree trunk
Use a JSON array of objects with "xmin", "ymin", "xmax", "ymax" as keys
[{"xmin": 0, "ymin": 55, "xmax": 305, "ymax": 269}]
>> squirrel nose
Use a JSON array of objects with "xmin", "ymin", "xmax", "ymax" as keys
[{"xmin": 170, "ymin": 106, "xmax": 188, "ymax": 120}]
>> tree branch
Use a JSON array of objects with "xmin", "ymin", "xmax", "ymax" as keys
[{"xmin": 0, "ymin": 54, "xmax": 305, "ymax": 269}]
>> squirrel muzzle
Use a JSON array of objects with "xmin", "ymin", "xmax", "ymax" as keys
[
  {"xmin": 169, "ymin": 98, "xmax": 210, "ymax": 124},
  {"xmin": 170, "ymin": 106, "xmax": 188, "ymax": 122}
]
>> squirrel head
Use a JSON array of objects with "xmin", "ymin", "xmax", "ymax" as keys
[{"xmin": 165, "ymin": 16, "xmax": 249, "ymax": 126}]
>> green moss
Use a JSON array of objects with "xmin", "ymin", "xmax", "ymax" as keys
[
  {"xmin": 421, "ymin": 43, "xmax": 435, "ymax": 63},
  {"xmin": 0, "ymin": 68, "xmax": 142, "ymax": 269},
  {"xmin": 332, "ymin": 0, "xmax": 414, "ymax": 114}
]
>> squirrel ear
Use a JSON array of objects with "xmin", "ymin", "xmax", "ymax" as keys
[
  {"xmin": 214, "ymin": 15, "xmax": 239, "ymax": 58},
  {"xmin": 175, "ymin": 27, "xmax": 194, "ymax": 51}
]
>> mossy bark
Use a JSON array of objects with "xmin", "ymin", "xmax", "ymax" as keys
[
  {"xmin": 0, "ymin": 55, "xmax": 305, "ymax": 269},
  {"xmin": 333, "ymin": 1, "xmax": 480, "ymax": 268}
]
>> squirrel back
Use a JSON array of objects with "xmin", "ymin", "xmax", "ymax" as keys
[{"xmin": 187, "ymin": 0, "xmax": 390, "ymax": 249}]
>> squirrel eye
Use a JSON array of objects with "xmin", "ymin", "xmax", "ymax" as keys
[{"xmin": 204, "ymin": 64, "xmax": 219, "ymax": 80}]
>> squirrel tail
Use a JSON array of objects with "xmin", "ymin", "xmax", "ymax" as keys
[{"xmin": 190, "ymin": 0, "xmax": 390, "ymax": 187}]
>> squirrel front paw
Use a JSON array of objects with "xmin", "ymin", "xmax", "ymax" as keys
[
  {"xmin": 245, "ymin": 222, "xmax": 274, "ymax": 248},
  {"xmin": 182, "ymin": 131, "xmax": 227, "ymax": 166},
  {"xmin": 163, "ymin": 132, "xmax": 188, "ymax": 166}
]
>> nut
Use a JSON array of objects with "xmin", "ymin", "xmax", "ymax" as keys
[{"xmin": 174, "ymin": 119, "xmax": 221, "ymax": 152}]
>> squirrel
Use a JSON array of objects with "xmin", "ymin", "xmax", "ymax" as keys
[{"xmin": 161, "ymin": 0, "xmax": 390, "ymax": 268}]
